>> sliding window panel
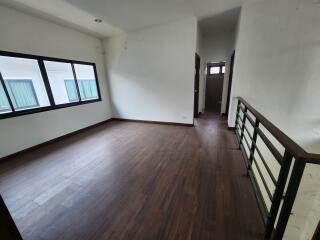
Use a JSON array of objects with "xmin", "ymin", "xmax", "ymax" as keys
[
  {"xmin": 74, "ymin": 64, "xmax": 99, "ymax": 101},
  {"xmin": 0, "ymin": 56, "xmax": 50, "ymax": 111},
  {"xmin": 0, "ymin": 81, "xmax": 12, "ymax": 114},
  {"xmin": 44, "ymin": 61, "xmax": 80, "ymax": 104}
]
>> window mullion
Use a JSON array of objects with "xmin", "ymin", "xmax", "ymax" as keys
[
  {"xmin": 0, "ymin": 72, "xmax": 15, "ymax": 112},
  {"xmin": 93, "ymin": 64, "xmax": 102, "ymax": 100},
  {"xmin": 71, "ymin": 63, "xmax": 81, "ymax": 101},
  {"xmin": 38, "ymin": 59, "xmax": 55, "ymax": 106}
]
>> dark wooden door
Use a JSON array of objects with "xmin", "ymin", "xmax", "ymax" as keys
[
  {"xmin": 205, "ymin": 62, "xmax": 225, "ymax": 112},
  {"xmin": 194, "ymin": 54, "xmax": 200, "ymax": 118}
]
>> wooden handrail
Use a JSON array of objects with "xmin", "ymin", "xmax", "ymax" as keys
[
  {"xmin": 307, "ymin": 153, "xmax": 320, "ymax": 164},
  {"xmin": 238, "ymin": 97, "xmax": 320, "ymax": 164}
]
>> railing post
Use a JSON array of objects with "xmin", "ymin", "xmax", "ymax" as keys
[
  {"xmin": 235, "ymin": 98, "xmax": 240, "ymax": 128},
  {"xmin": 240, "ymin": 106, "xmax": 248, "ymax": 141},
  {"xmin": 265, "ymin": 150, "xmax": 293, "ymax": 239},
  {"xmin": 271, "ymin": 158, "xmax": 306, "ymax": 240},
  {"xmin": 249, "ymin": 119, "xmax": 260, "ymax": 166}
]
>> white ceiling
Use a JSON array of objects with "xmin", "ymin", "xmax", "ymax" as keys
[
  {"xmin": 199, "ymin": 7, "xmax": 241, "ymax": 36},
  {"xmin": 0, "ymin": 0, "xmax": 246, "ymax": 38}
]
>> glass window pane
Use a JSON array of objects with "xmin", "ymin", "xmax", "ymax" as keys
[
  {"xmin": 74, "ymin": 64, "xmax": 99, "ymax": 101},
  {"xmin": 65, "ymin": 80, "xmax": 79, "ymax": 102},
  {"xmin": 44, "ymin": 61, "xmax": 79, "ymax": 104},
  {"xmin": 0, "ymin": 82, "xmax": 11, "ymax": 114},
  {"xmin": 0, "ymin": 56, "xmax": 50, "ymax": 111},
  {"xmin": 5, "ymin": 80, "xmax": 39, "ymax": 110},
  {"xmin": 210, "ymin": 66, "xmax": 220, "ymax": 75},
  {"xmin": 222, "ymin": 66, "xmax": 226, "ymax": 74}
]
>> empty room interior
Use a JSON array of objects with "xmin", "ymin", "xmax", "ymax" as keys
[{"xmin": 0, "ymin": 0, "xmax": 319, "ymax": 240}]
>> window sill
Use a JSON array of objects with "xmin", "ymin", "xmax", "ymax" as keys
[{"xmin": 0, "ymin": 98, "xmax": 101, "ymax": 120}]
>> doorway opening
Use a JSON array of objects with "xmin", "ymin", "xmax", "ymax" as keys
[
  {"xmin": 205, "ymin": 62, "xmax": 225, "ymax": 113},
  {"xmin": 194, "ymin": 53, "xmax": 200, "ymax": 119},
  {"xmin": 226, "ymin": 51, "xmax": 235, "ymax": 116}
]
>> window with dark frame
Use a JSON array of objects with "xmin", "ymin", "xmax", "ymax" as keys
[
  {"xmin": 210, "ymin": 66, "xmax": 220, "ymax": 75},
  {"xmin": 0, "ymin": 51, "xmax": 101, "ymax": 119},
  {"xmin": 208, "ymin": 63, "xmax": 226, "ymax": 75},
  {"xmin": 44, "ymin": 61, "xmax": 80, "ymax": 105},
  {"xmin": 5, "ymin": 79, "xmax": 39, "ymax": 110}
]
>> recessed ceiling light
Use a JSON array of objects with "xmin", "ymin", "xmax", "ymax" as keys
[{"xmin": 94, "ymin": 18, "xmax": 102, "ymax": 23}]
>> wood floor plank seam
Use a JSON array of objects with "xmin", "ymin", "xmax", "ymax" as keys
[{"xmin": 0, "ymin": 112, "xmax": 264, "ymax": 240}]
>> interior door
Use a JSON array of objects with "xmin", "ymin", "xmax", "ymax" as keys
[
  {"xmin": 194, "ymin": 54, "xmax": 200, "ymax": 118},
  {"xmin": 205, "ymin": 62, "xmax": 225, "ymax": 112}
]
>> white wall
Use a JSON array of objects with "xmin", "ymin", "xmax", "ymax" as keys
[
  {"xmin": 200, "ymin": 31, "xmax": 236, "ymax": 113},
  {"xmin": 104, "ymin": 18, "xmax": 197, "ymax": 124},
  {"xmin": 0, "ymin": 5, "xmax": 112, "ymax": 158},
  {"xmin": 229, "ymin": 0, "xmax": 320, "ymax": 239}
]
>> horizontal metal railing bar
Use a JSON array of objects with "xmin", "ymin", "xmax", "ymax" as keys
[
  {"xmin": 238, "ymin": 106, "xmax": 283, "ymax": 166},
  {"xmin": 251, "ymin": 143, "xmax": 277, "ymax": 186},
  {"xmin": 242, "ymin": 132, "xmax": 253, "ymax": 154},
  {"xmin": 239, "ymin": 105, "xmax": 246, "ymax": 113},
  {"xmin": 235, "ymin": 127, "xmax": 242, "ymax": 146},
  {"xmin": 251, "ymin": 155, "xmax": 274, "ymax": 201},
  {"xmin": 241, "ymin": 104, "xmax": 320, "ymax": 165},
  {"xmin": 236, "ymin": 126, "xmax": 250, "ymax": 170},
  {"xmin": 239, "ymin": 137, "xmax": 250, "ymax": 169},
  {"xmin": 243, "ymin": 124, "xmax": 277, "ymax": 186},
  {"xmin": 236, "ymin": 114, "xmax": 244, "ymax": 124},
  {"xmin": 256, "ymin": 128, "xmax": 283, "ymax": 165},
  {"xmin": 238, "ymin": 97, "xmax": 311, "ymax": 160},
  {"xmin": 243, "ymin": 123, "xmax": 254, "ymax": 141},
  {"xmin": 235, "ymin": 123, "xmax": 269, "ymax": 225},
  {"xmin": 236, "ymin": 125, "xmax": 244, "ymax": 144},
  {"xmin": 236, "ymin": 116, "xmax": 244, "ymax": 129},
  {"xmin": 245, "ymin": 112, "xmax": 255, "ymax": 126},
  {"xmin": 248, "ymin": 166, "xmax": 269, "ymax": 225},
  {"xmin": 236, "ymin": 115, "xmax": 245, "ymax": 126},
  {"xmin": 243, "ymin": 134, "xmax": 273, "ymax": 201},
  {"xmin": 239, "ymin": 104, "xmax": 255, "ymax": 127}
]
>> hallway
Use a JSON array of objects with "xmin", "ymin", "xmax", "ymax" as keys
[{"xmin": 0, "ymin": 113, "xmax": 264, "ymax": 240}]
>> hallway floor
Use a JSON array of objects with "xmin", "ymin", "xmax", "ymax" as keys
[{"xmin": 0, "ymin": 113, "xmax": 264, "ymax": 240}]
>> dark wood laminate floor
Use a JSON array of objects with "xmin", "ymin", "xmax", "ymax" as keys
[{"xmin": 0, "ymin": 113, "xmax": 264, "ymax": 240}]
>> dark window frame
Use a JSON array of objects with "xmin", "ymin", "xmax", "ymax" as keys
[
  {"xmin": 208, "ymin": 62, "xmax": 226, "ymax": 75},
  {"xmin": 0, "ymin": 79, "xmax": 12, "ymax": 113},
  {"xmin": 0, "ymin": 50, "xmax": 102, "ymax": 120}
]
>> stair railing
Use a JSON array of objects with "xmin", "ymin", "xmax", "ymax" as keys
[{"xmin": 234, "ymin": 97, "xmax": 320, "ymax": 240}]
